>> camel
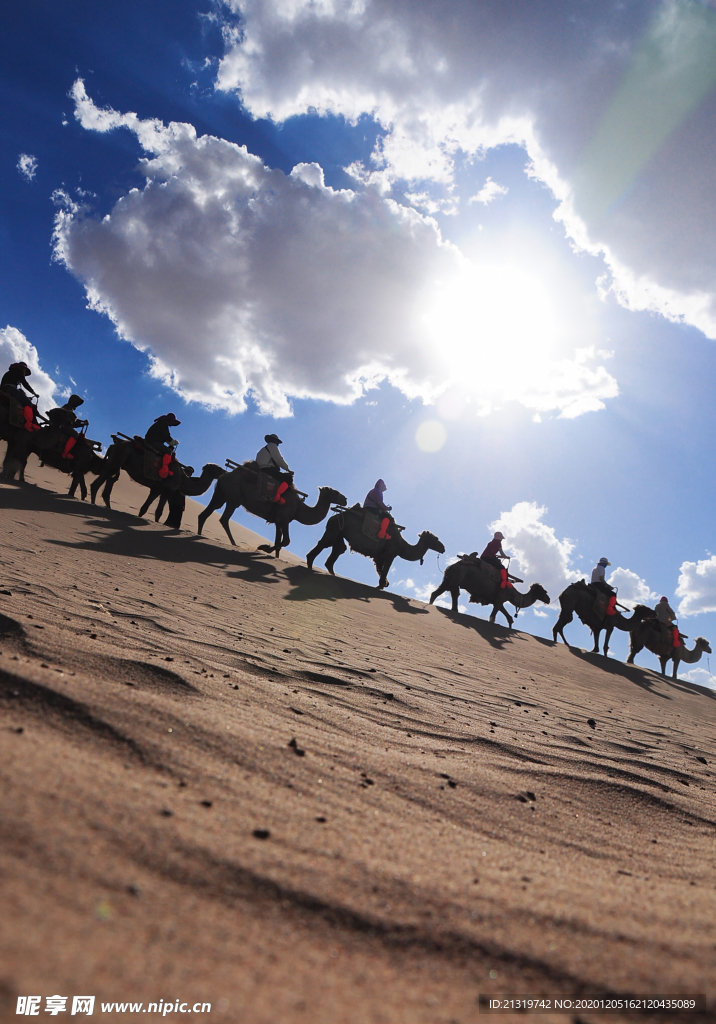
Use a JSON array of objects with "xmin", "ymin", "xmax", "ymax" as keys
[
  {"xmin": 0, "ymin": 397, "xmax": 45, "ymax": 479},
  {"xmin": 552, "ymin": 581, "xmax": 654, "ymax": 655},
  {"xmin": 35, "ymin": 438, "xmax": 106, "ymax": 500},
  {"xmin": 197, "ymin": 465, "xmax": 346, "ymax": 557},
  {"xmin": 627, "ymin": 620, "xmax": 712, "ymax": 679},
  {"xmin": 428, "ymin": 557, "xmax": 550, "ymax": 627},
  {"xmin": 305, "ymin": 506, "xmax": 445, "ymax": 589},
  {"xmin": 90, "ymin": 439, "xmax": 224, "ymax": 528}
]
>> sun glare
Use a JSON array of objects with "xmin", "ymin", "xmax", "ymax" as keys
[{"xmin": 422, "ymin": 262, "xmax": 559, "ymax": 407}]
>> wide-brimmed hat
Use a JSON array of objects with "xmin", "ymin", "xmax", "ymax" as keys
[
  {"xmin": 494, "ymin": 531, "xmax": 504, "ymax": 540},
  {"xmin": 265, "ymin": 433, "xmax": 282, "ymax": 444},
  {"xmin": 66, "ymin": 394, "xmax": 84, "ymax": 407},
  {"xmin": 598, "ymin": 557, "xmax": 611, "ymax": 566},
  {"xmin": 163, "ymin": 413, "xmax": 181, "ymax": 426}
]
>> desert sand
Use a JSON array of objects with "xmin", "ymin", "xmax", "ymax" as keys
[{"xmin": 1, "ymin": 455, "xmax": 715, "ymax": 1024}]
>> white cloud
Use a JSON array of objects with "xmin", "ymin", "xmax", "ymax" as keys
[
  {"xmin": 17, "ymin": 154, "xmax": 37, "ymax": 182},
  {"xmin": 607, "ymin": 567, "xmax": 659, "ymax": 610},
  {"xmin": 216, "ymin": 0, "xmax": 716, "ymax": 340},
  {"xmin": 489, "ymin": 502, "xmax": 581, "ymax": 603},
  {"xmin": 54, "ymin": 81, "xmax": 617, "ymax": 419},
  {"xmin": 469, "ymin": 177, "xmax": 508, "ymax": 206},
  {"xmin": 675, "ymin": 555, "xmax": 716, "ymax": 616},
  {"xmin": 0, "ymin": 326, "xmax": 59, "ymax": 412},
  {"xmin": 679, "ymin": 666, "xmax": 716, "ymax": 690}
]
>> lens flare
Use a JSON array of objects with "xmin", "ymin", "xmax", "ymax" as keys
[{"xmin": 415, "ymin": 419, "xmax": 447, "ymax": 452}]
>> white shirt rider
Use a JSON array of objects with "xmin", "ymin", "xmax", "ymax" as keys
[{"xmin": 256, "ymin": 436, "xmax": 290, "ymax": 472}]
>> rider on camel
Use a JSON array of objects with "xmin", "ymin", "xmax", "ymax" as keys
[
  {"xmin": 481, "ymin": 532, "xmax": 508, "ymax": 571},
  {"xmin": 1, "ymin": 361, "xmax": 40, "ymax": 431},
  {"xmin": 364, "ymin": 479, "xmax": 393, "ymax": 540},
  {"xmin": 145, "ymin": 413, "xmax": 181, "ymax": 479},
  {"xmin": 590, "ymin": 557, "xmax": 618, "ymax": 616},
  {"xmin": 655, "ymin": 596, "xmax": 680, "ymax": 647},
  {"xmin": 47, "ymin": 395, "xmax": 88, "ymax": 460},
  {"xmin": 256, "ymin": 434, "xmax": 293, "ymax": 504},
  {"xmin": 480, "ymin": 531, "xmax": 513, "ymax": 588}
]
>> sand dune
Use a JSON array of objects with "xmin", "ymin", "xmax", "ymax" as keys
[{"xmin": 1, "ymin": 456, "xmax": 715, "ymax": 1023}]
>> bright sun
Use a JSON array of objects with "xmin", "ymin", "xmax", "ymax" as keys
[{"xmin": 422, "ymin": 261, "xmax": 559, "ymax": 406}]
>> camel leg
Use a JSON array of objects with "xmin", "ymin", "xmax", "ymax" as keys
[
  {"xmin": 590, "ymin": 627, "xmax": 601, "ymax": 654},
  {"xmin": 164, "ymin": 492, "xmax": 184, "ymax": 529},
  {"xmin": 376, "ymin": 554, "xmax": 396, "ymax": 590},
  {"xmin": 197, "ymin": 493, "xmax": 226, "ymax": 535},
  {"xmin": 626, "ymin": 638, "xmax": 644, "ymax": 664},
  {"xmin": 552, "ymin": 610, "xmax": 572, "ymax": 644},
  {"xmin": 273, "ymin": 523, "xmax": 283, "ymax": 558},
  {"xmin": 490, "ymin": 600, "xmax": 514, "ymax": 627},
  {"xmin": 603, "ymin": 624, "xmax": 614, "ymax": 656},
  {"xmin": 218, "ymin": 508, "xmax": 238, "ymax": 546},
  {"xmin": 324, "ymin": 539, "xmax": 347, "ymax": 575},
  {"xmin": 429, "ymin": 581, "xmax": 456, "ymax": 609},
  {"xmin": 306, "ymin": 538, "xmax": 329, "ymax": 570},
  {"xmin": 138, "ymin": 487, "xmax": 161, "ymax": 518},
  {"xmin": 671, "ymin": 654, "xmax": 680, "ymax": 680},
  {"xmin": 156, "ymin": 494, "xmax": 167, "ymax": 522}
]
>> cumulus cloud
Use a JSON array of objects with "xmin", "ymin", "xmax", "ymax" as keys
[
  {"xmin": 54, "ymin": 81, "xmax": 616, "ymax": 418},
  {"xmin": 489, "ymin": 502, "xmax": 581, "ymax": 603},
  {"xmin": 17, "ymin": 154, "xmax": 37, "ymax": 181},
  {"xmin": 606, "ymin": 567, "xmax": 659, "ymax": 610},
  {"xmin": 217, "ymin": 0, "xmax": 716, "ymax": 339},
  {"xmin": 469, "ymin": 178, "xmax": 508, "ymax": 206},
  {"xmin": 0, "ymin": 326, "xmax": 59, "ymax": 412},
  {"xmin": 675, "ymin": 555, "xmax": 716, "ymax": 616},
  {"xmin": 679, "ymin": 666, "xmax": 716, "ymax": 691}
]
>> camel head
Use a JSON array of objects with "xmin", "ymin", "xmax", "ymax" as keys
[
  {"xmin": 529, "ymin": 583, "xmax": 550, "ymax": 605},
  {"xmin": 201, "ymin": 463, "xmax": 226, "ymax": 480},
  {"xmin": 632, "ymin": 603, "xmax": 655, "ymax": 621},
  {"xmin": 419, "ymin": 531, "xmax": 445, "ymax": 554},
  {"xmin": 319, "ymin": 486, "xmax": 347, "ymax": 505},
  {"xmin": 695, "ymin": 637, "xmax": 712, "ymax": 653}
]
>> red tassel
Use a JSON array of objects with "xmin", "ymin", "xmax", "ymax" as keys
[
  {"xmin": 158, "ymin": 453, "xmax": 174, "ymax": 479},
  {"xmin": 606, "ymin": 595, "xmax": 617, "ymax": 616},
  {"xmin": 500, "ymin": 568, "xmax": 513, "ymax": 590},
  {"xmin": 672, "ymin": 626, "xmax": 681, "ymax": 648},
  {"xmin": 62, "ymin": 436, "xmax": 76, "ymax": 459},
  {"xmin": 23, "ymin": 405, "xmax": 40, "ymax": 432},
  {"xmin": 378, "ymin": 517, "xmax": 392, "ymax": 540},
  {"xmin": 273, "ymin": 481, "xmax": 289, "ymax": 504}
]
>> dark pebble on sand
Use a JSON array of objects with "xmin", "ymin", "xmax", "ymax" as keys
[
  {"xmin": 290, "ymin": 707, "xmax": 304, "ymax": 715},
  {"xmin": 253, "ymin": 829, "xmax": 270, "ymax": 840},
  {"xmin": 697, "ymin": 756, "xmax": 707, "ymax": 764},
  {"xmin": 159, "ymin": 809, "xmax": 173, "ymax": 817},
  {"xmin": 526, "ymin": 791, "xmax": 536, "ymax": 801},
  {"xmin": 587, "ymin": 718, "xmax": 596, "ymax": 729},
  {"xmin": 283, "ymin": 648, "xmax": 291, "ymax": 653},
  {"xmin": 200, "ymin": 800, "xmax": 213, "ymax": 808},
  {"xmin": 448, "ymin": 779, "xmax": 457, "ymax": 788},
  {"xmin": 165, "ymin": 657, "xmax": 173, "ymax": 662},
  {"xmin": 11, "ymin": 727, "xmax": 24, "ymax": 734},
  {"xmin": 127, "ymin": 885, "xmax": 141, "ymax": 896},
  {"xmin": 288, "ymin": 737, "xmax": 305, "ymax": 756},
  {"xmin": 315, "ymin": 816, "xmax": 326, "ymax": 823},
  {"xmin": 0, "ymin": 590, "xmax": 11, "ymax": 596},
  {"xmin": 90, "ymin": 634, "xmax": 97, "ymax": 639}
]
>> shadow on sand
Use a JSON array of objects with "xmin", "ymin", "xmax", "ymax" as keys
[
  {"xmin": 281, "ymin": 565, "xmax": 430, "ymax": 615},
  {"xmin": 1, "ymin": 478, "xmax": 285, "ymax": 585},
  {"xmin": 547, "ymin": 638, "xmax": 716, "ymax": 702},
  {"xmin": 430, "ymin": 605, "xmax": 524, "ymax": 651}
]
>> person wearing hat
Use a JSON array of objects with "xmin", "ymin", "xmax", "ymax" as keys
[
  {"xmin": 1, "ymin": 361, "xmax": 40, "ymax": 431},
  {"xmin": 481, "ymin": 531, "xmax": 509, "ymax": 572},
  {"xmin": 145, "ymin": 413, "xmax": 181, "ymax": 479},
  {"xmin": 46, "ymin": 394, "xmax": 89, "ymax": 460},
  {"xmin": 256, "ymin": 434, "xmax": 291, "ymax": 478},
  {"xmin": 590, "ymin": 557, "xmax": 616, "ymax": 604}
]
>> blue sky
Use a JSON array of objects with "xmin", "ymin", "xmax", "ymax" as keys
[{"xmin": 3, "ymin": 0, "xmax": 716, "ymax": 680}]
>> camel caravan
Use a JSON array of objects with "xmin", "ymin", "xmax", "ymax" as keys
[{"xmin": 0, "ymin": 360, "xmax": 709, "ymax": 680}]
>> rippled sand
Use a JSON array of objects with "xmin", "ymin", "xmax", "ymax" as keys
[{"xmin": 1, "ymin": 455, "xmax": 714, "ymax": 1023}]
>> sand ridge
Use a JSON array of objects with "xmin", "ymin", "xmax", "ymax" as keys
[{"xmin": 1, "ymin": 456, "xmax": 715, "ymax": 1023}]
